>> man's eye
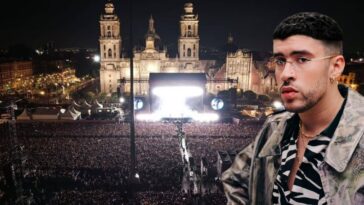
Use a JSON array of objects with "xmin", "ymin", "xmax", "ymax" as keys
[
  {"xmin": 275, "ymin": 59, "xmax": 286, "ymax": 65},
  {"xmin": 296, "ymin": 57, "xmax": 310, "ymax": 64}
]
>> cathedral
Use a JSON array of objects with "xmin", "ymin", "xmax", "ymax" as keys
[{"xmin": 99, "ymin": 1, "xmax": 277, "ymax": 96}]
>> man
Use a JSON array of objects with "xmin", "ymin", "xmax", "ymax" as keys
[{"xmin": 222, "ymin": 12, "xmax": 364, "ymax": 205}]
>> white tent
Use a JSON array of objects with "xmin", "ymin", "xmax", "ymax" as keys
[
  {"xmin": 81, "ymin": 100, "xmax": 91, "ymax": 109},
  {"xmin": 69, "ymin": 105, "xmax": 81, "ymax": 116},
  {"xmin": 72, "ymin": 100, "xmax": 81, "ymax": 108},
  {"xmin": 17, "ymin": 109, "xmax": 31, "ymax": 120},
  {"xmin": 32, "ymin": 107, "xmax": 60, "ymax": 120},
  {"xmin": 80, "ymin": 100, "xmax": 92, "ymax": 115},
  {"xmin": 91, "ymin": 99, "xmax": 103, "ymax": 114},
  {"xmin": 60, "ymin": 108, "xmax": 80, "ymax": 120}
]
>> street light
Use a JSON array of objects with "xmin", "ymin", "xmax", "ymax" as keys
[{"xmin": 93, "ymin": 55, "xmax": 100, "ymax": 63}]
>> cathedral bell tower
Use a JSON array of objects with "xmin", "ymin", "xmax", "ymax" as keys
[
  {"xmin": 99, "ymin": 0, "xmax": 121, "ymax": 61},
  {"xmin": 178, "ymin": 3, "xmax": 199, "ymax": 60},
  {"xmin": 99, "ymin": 0, "xmax": 122, "ymax": 94}
]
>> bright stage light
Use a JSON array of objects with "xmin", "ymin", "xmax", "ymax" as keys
[
  {"xmin": 152, "ymin": 86, "xmax": 203, "ymax": 97},
  {"xmin": 136, "ymin": 86, "xmax": 220, "ymax": 122},
  {"xmin": 134, "ymin": 98, "xmax": 144, "ymax": 110},
  {"xmin": 152, "ymin": 86, "xmax": 203, "ymax": 119},
  {"xmin": 211, "ymin": 98, "xmax": 224, "ymax": 110}
]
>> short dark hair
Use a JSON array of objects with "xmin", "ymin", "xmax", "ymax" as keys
[{"xmin": 273, "ymin": 12, "xmax": 343, "ymax": 53}]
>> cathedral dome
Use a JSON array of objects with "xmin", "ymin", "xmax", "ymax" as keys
[
  {"xmin": 105, "ymin": 1, "xmax": 115, "ymax": 14},
  {"xmin": 184, "ymin": 3, "xmax": 194, "ymax": 14}
]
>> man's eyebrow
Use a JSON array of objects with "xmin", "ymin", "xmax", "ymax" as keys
[
  {"xmin": 272, "ymin": 50, "xmax": 313, "ymax": 57},
  {"xmin": 272, "ymin": 53, "xmax": 284, "ymax": 57},
  {"xmin": 290, "ymin": 50, "xmax": 312, "ymax": 56}
]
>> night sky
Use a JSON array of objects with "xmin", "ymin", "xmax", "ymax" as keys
[{"xmin": 1, "ymin": 0, "xmax": 364, "ymax": 53}]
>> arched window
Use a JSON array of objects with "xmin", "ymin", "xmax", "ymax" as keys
[
  {"xmin": 187, "ymin": 48, "xmax": 191, "ymax": 57},
  {"xmin": 187, "ymin": 25, "xmax": 192, "ymax": 36},
  {"xmin": 108, "ymin": 49, "xmax": 112, "ymax": 58},
  {"xmin": 107, "ymin": 31, "xmax": 111, "ymax": 37}
]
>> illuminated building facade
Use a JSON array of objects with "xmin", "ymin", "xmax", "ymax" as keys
[
  {"xmin": 99, "ymin": 1, "xmax": 277, "ymax": 96},
  {"xmin": 0, "ymin": 61, "xmax": 33, "ymax": 91},
  {"xmin": 337, "ymin": 72, "xmax": 359, "ymax": 90}
]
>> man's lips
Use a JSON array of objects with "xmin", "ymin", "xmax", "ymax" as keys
[
  {"xmin": 281, "ymin": 86, "xmax": 298, "ymax": 100},
  {"xmin": 281, "ymin": 86, "xmax": 298, "ymax": 93}
]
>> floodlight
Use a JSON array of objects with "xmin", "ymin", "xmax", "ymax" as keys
[
  {"xmin": 211, "ymin": 98, "xmax": 224, "ymax": 110},
  {"xmin": 93, "ymin": 55, "xmax": 100, "ymax": 62},
  {"xmin": 134, "ymin": 98, "xmax": 144, "ymax": 110}
]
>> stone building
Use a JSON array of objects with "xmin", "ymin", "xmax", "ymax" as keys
[
  {"xmin": 0, "ymin": 61, "xmax": 33, "ymax": 91},
  {"xmin": 99, "ymin": 1, "xmax": 277, "ymax": 96}
]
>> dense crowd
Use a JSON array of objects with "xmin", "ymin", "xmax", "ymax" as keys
[
  {"xmin": 0, "ymin": 120, "xmax": 264, "ymax": 204},
  {"xmin": 14, "ymin": 121, "xmax": 262, "ymax": 138}
]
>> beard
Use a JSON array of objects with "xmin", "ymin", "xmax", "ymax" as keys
[{"xmin": 281, "ymin": 78, "xmax": 327, "ymax": 113}]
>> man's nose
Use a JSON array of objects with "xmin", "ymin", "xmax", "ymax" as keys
[{"xmin": 279, "ymin": 62, "xmax": 296, "ymax": 82}]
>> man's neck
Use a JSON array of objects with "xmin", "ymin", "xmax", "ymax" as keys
[{"xmin": 298, "ymin": 88, "xmax": 344, "ymax": 136}]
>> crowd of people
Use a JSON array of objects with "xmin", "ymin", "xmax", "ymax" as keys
[
  {"xmin": 14, "ymin": 121, "xmax": 262, "ymax": 138},
  {"xmin": 0, "ymin": 119, "xmax": 264, "ymax": 204}
]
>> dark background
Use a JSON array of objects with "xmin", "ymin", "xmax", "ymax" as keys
[{"xmin": 0, "ymin": 0, "xmax": 363, "ymax": 53}]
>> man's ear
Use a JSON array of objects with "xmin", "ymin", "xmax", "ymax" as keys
[{"xmin": 330, "ymin": 55, "xmax": 345, "ymax": 78}]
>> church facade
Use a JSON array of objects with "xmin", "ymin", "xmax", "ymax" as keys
[{"xmin": 99, "ymin": 1, "xmax": 277, "ymax": 96}]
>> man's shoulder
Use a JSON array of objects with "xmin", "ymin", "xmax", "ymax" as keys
[
  {"xmin": 343, "ymin": 89, "xmax": 364, "ymax": 125},
  {"xmin": 347, "ymin": 89, "xmax": 364, "ymax": 113},
  {"xmin": 266, "ymin": 110, "xmax": 294, "ymax": 123}
]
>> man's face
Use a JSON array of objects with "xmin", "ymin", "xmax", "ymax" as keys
[{"xmin": 273, "ymin": 35, "xmax": 332, "ymax": 113}]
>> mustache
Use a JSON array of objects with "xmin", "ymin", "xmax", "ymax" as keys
[
  {"xmin": 280, "ymin": 81, "xmax": 299, "ymax": 92},
  {"xmin": 279, "ymin": 81, "xmax": 290, "ymax": 89}
]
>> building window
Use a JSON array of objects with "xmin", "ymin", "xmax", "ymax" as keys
[
  {"xmin": 187, "ymin": 48, "xmax": 191, "ymax": 57},
  {"xmin": 107, "ymin": 31, "xmax": 111, "ymax": 37},
  {"xmin": 104, "ymin": 45, "xmax": 106, "ymax": 50},
  {"xmin": 187, "ymin": 25, "xmax": 192, "ymax": 36},
  {"xmin": 104, "ymin": 53, "xmax": 106, "ymax": 58},
  {"xmin": 108, "ymin": 49, "xmax": 112, "ymax": 58},
  {"xmin": 183, "ymin": 44, "xmax": 185, "ymax": 50}
]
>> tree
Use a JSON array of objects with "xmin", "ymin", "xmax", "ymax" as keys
[
  {"xmin": 84, "ymin": 91, "xmax": 95, "ymax": 102},
  {"xmin": 98, "ymin": 92, "xmax": 107, "ymax": 102},
  {"xmin": 243, "ymin": 90, "xmax": 257, "ymax": 100},
  {"xmin": 258, "ymin": 94, "xmax": 270, "ymax": 102}
]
